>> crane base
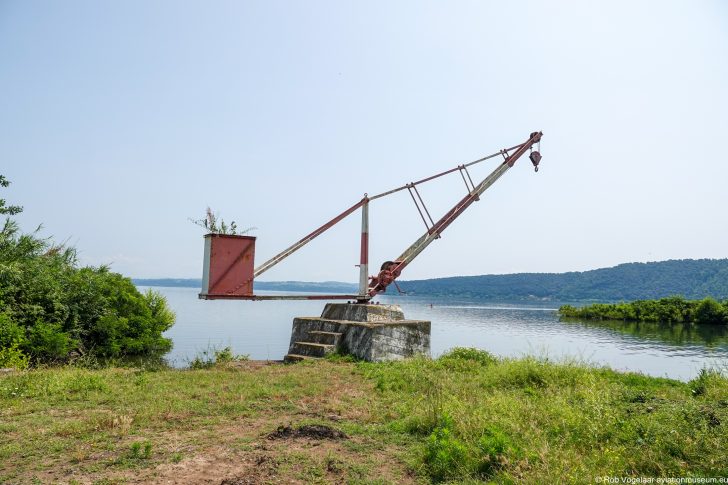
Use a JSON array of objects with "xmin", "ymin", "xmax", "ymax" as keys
[{"xmin": 285, "ymin": 303, "xmax": 430, "ymax": 362}]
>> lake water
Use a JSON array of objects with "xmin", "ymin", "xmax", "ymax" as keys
[{"xmin": 142, "ymin": 286, "xmax": 728, "ymax": 381}]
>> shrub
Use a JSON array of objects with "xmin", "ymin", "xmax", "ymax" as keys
[
  {"xmin": 694, "ymin": 298, "xmax": 726, "ymax": 324},
  {"xmin": 559, "ymin": 296, "xmax": 727, "ymax": 325},
  {"xmin": 188, "ymin": 346, "xmax": 248, "ymax": 369},
  {"xmin": 439, "ymin": 347, "xmax": 497, "ymax": 366},
  {"xmin": 0, "ymin": 178, "xmax": 176, "ymax": 365},
  {"xmin": 26, "ymin": 321, "xmax": 76, "ymax": 361},
  {"xmin": 0, "ymin": 341, "xmax": 29, "ymax": 369},
  {"xmin": 0, "ymin": 312, "xmax": 26, "ymax": 348}
]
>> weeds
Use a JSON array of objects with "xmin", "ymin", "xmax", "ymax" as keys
[
  {"xmin": 188, "ymin": 345, "xmax": 249, "ymax": 369},
  {"xmin": 188, "ymin": 207, "xmax": 255, "ymax": 235},
  {"xmin": 424, "ymin": 414, "xmax": 468, "ymax": 482},
  {"xmin": 114, "ymin": 440, "xmax": 153, "ymax": 466},
  {"xmin": 356, "ymin": 349, "xmax": 728, "ymax": 482}
]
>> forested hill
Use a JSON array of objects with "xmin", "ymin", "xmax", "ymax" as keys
[
  {"xmin": 398, "ymin": 259, "xmax": 728, "ymax": 302},
  {"xmin": 135, "ymin": 259, "xmax": 728, "ymax": 302}
]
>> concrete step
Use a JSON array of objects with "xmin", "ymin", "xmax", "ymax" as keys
[
  {"xmin": 292, "ymin": 341, "xmax": 336, "ymax": 358},
  {"xmin": 308, "ymin": 331, "xmax": 342, "ymax": 345},
  {"xmin": 284, "ymin": 353, "xmax": 317, "ymax": 363}
]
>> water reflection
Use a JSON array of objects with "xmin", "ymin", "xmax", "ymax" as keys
[{"xmin": 562, "ymin": 318, "xmax": 728, "ymax": 348}]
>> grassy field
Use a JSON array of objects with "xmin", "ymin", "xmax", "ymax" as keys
[{"xmin": 1, "ymin": 350, "xmax": 727, "ymax": 484}]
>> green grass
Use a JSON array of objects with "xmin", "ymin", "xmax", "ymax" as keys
[
  {"xmin": 363, "ymin": 353, "xmax": 728, "ymax": 482},
  {"xmin": 1, "ymin": 350, "xmax": 727, "ymax": 483}
]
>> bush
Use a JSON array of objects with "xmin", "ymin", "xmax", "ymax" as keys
[
  {"xmin": 694, "ymin": 298, "xmax": 726, "ymax": 325},
  {"xmin": 439, "ymin": 347, "xmax": 497, "ymax": 366},
  {"xmin": 27, "ymin": 321, "xmax": 76, "ymax": 362},
  {"xmin": 0, "ymin": 341, "xmax": 29, "ymax": 369},
  {"xmin": 188, "ymin": 346, "xmax": 248, "ymax": 369},
  {"xmin": 559, "ymin": 296, "xmax": 728, "ymax": 325},
  {"xmin": 0, "ymin": 182, "xmax": 175, "ymax": 365}
]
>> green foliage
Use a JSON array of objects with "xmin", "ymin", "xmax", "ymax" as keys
[
  {"xmin": 688, "ymin": 367, "xmax": 723, "ymax": 397},
  {"xmin": 0, "ymin": 311, "xmax": 26, "ymax": 348},
  {"xmin": 188, "ymin": 345, "xmax": 248, "ymax": 369},
  {"xmin": 357, "ymin": 352, "xmax": 728, "ymax": 482},
  {"xmin": 129, "ymin": 441, "xmax": 152, "ymax": 460},
  {"xmin": 1, "ymin": 359, "xmax": 727, "ymax": 483},
  {"xmin": 27, "ymin": 321, "xmax": 76, "ymax": 362},
  {"xmin": 424, "ymin": 415, "xmax": 468, "ymax": 482},
  {"xmin": 477, "ymin": 426, "xmax": 517, "ymax": 475},
  {"xmin": 694, "ymin": 298, "xmax": 726, "ymax": 324},
  {"xmin": 559, "ymin": 296, "xmax": 728, "ymax": 325},
  {"xmin": 439, "ymin": 347, "xmax": 497, "ymax": 367},
  {"xmin": 0, "ymin": 175, "xmax": 175, "ymax": 365},
  {"xmin": 0, "ymin": 310, "xmax": 29, "ymax": 369},
  {"xmin": 188, "ymin": 206, "xmax": 255, "ymax": 235},
  {"xmin": 324, "ymin": 351, "xmax": 358, "ymax": 363},
  {"xmin": 0, "ymin": 341, "xmax": 29, "ymax": 369},
  {"xmin": 399, "ymin": 259, "xmax": 728, "ymax": 301},
  {"xmin": 0, "ymin": 175, "xmax": 22, "ymax": 216}
]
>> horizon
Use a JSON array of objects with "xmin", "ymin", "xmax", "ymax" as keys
[{"xmin": 133, "ymin": 256, "xmax": 728, "ymax": 283}]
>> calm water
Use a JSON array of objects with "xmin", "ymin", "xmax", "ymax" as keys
[{"xmin": 141, "ymin": 286, "xmax": 728, "ymax": 381}]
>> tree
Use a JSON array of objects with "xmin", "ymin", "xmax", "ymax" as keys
[
  {"xmin": 0, "ymin": 174, "xmax": 175, "ymax": 366},
  {"xmin": 0, "ymin": 175, "xmax": 23, "ymax": 216}
]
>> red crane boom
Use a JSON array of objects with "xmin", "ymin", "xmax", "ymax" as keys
[{"xmin": 199, "ymin": 131, "xmax": 543, "ymax": 302}]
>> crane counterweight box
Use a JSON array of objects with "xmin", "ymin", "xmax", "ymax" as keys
[{"xmin": 199, "ymin": 234, "xmax": 256, "ymax": 299}]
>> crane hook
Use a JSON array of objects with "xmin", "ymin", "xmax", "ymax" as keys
[{"xmin": 529, "ymin": 150, "xmax": 542, "ymax": 173}]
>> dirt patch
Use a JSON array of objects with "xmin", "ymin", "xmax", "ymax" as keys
[
  {"xmin": 219, "ymin": 477, "xmax": 258, "ymax": 485},
  {"xmin": 3, "ymin": 361, "xmax": 417, "ymax": 484},
  {"xmin": 267, "ymin": 424, "xmax": 348, "ymax": 441}
]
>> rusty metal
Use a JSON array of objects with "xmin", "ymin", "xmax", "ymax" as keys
[
  {"xmin": 200, "ymin": 131, "xmax": 543, "ymax": 302},
  {"xmin": 200, "ymin": 234, "xmax": 256, "ymax": 299},
  {"xmin": 407, "ymin": 186, "xmax": 432, "ymax": 232},
  {"xmin": 367, "ymin": 142, "xmax": 524, "ymax": 202},
  {"xmin": 252, "ymin": 197, "xmax": 367, "ymax": 279},
  {"xmin": 367, "ymin": 131, "xmax": 543, "ymax": 296},
  {"xmin": 529, "ymin": 151, "xmax": 542, "ymax": 172}
]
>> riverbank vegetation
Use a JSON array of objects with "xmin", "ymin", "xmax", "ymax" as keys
[
  {"xmin": 1, "ymin": 350, "xmax": 726, "ymax": 483},
  {"xmin": 0, "ymin": 176, "xmax": 175, "ymax": 369},
  {"xmin": 559, "ymin": 296, "xmax": 728, "ymax": 325}
]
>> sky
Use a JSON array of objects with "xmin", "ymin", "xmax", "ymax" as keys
[{"xmin": 1, "ymin": 0, "xmax": 727, "ymax": 283}]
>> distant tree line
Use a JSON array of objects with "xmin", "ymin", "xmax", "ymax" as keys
[
  {"xmin": 559, "ymin": 296, "xmax": 728, "ymax": 325},
  {"xmin": 0, "ymin": 176, "xmax": 175, "ymax": 368},
  {"xmin": 397, "ymin": 259, "xmax": 728, "ymax": 302}
]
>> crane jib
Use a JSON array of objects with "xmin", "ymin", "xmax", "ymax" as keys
[{"xmin": 198, "ymin": 131, "xmax": 543, "ymax": 302}]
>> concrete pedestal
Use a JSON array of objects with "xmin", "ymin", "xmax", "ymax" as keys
[{"xmin": 285, "ymin": 303, "xmax": 430, "ymax": 362}]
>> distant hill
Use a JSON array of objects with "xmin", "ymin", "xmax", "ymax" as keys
[
  {"xmin": 134, "ymin": 259, "xmax": 728, "ymax": 302},
  {"xmin": 398, "ymin": 259, "xmax": 728, "ymax": 302}
]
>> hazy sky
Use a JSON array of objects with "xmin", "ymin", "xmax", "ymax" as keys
[{"xmin": 2, "ymin": 1, "xmax": 727, "ymax": 282}]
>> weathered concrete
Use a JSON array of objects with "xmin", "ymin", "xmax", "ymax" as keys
[
  {"xmin": 286, "ymin": 303, "xmax": 430, "ymax": 362},
  {"xmin": 320, "ymin": 303, "xmax": 405, "ymax": 322}
]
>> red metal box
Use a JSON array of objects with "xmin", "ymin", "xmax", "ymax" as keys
[{"xmin": 199, "ymin": 234, "xmax": 256, "ymax": 299}]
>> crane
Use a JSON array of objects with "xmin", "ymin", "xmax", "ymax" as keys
[{"xmin": 199, "ymin": 131, "xmax": 543, "ymax": 302}]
